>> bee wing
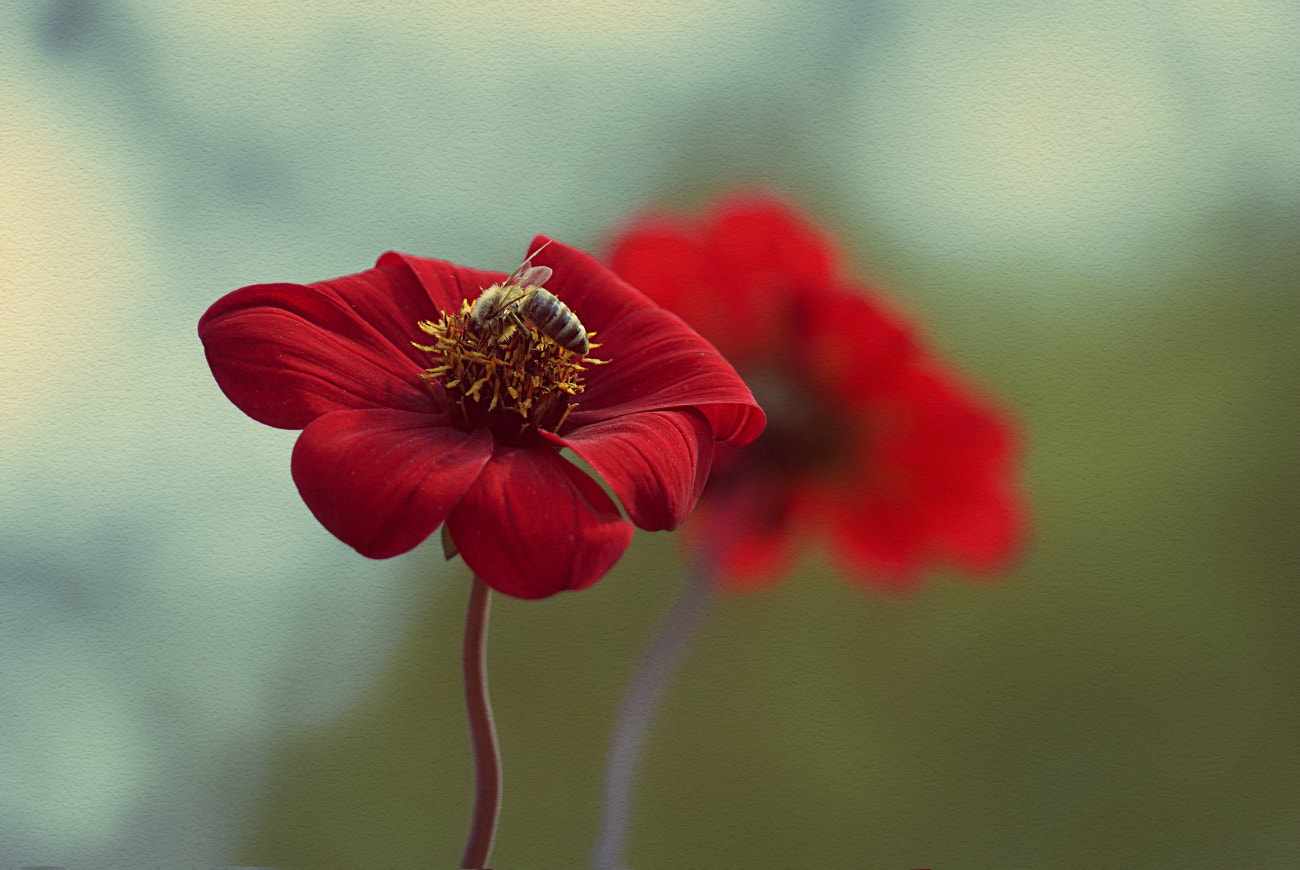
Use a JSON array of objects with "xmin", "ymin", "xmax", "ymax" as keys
[
  {"xmin": 484, "ymin": 241, "xmax": 554, "ymax": 311},
  {"xmin": 493, "ymin": 281, "xmax": 539, "ymax": 311},
  {"xmin": 513, "ymin": 264, "xmax": 552, "ymax": 291}
]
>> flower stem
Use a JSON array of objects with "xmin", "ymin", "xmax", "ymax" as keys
[
  {"xmin": 460, "ymin": 575, "xmax": 500, "ymax": 870},
  {"xmin": 590, "ymin": 544, "xmax": 721, "ymax": 869}
]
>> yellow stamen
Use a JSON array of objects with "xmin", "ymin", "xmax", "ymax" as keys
[{"xmin": 411, "ymin": 298, "xmax": 603, "ymax": 436}]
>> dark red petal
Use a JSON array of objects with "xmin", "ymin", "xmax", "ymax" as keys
[
  {"xmin": 804, "ymin": 289, "xmax": 921, "ymax": 402},
  {"xmin": 697, "ymin": 195, "xmax": 846, "ymax": 366},
  {"xmin": 817, "ymin": 366, "xmax": 1023, "ymax": 588},
  {"xmin": 606, "ymin": 193, "xmax": 847, "ymax": 368},
  {"xmin": 200, "ymin": 282, "xmax": 438, "ymax": 428},
  {"xmin": 686, "ymin": 489, "xmax": 801, "ymax": 591},
  {"xmin": 445, "ymin": 447, "xmax": 634, "ymax": 599},
  {"xmin": 825, "ymin": 497, "xmax": 929, "ymax": 590},
  {"xmin": 603, "ymin": 194, "xmax": 1026, "ymax": 594},
  {"xmin": 935, "ymin": 483, "xmax": 1024, "ymax": 574},
  {"xmin": 603, "ymin": 224, "xmax": 712, "ymax": 317},
  {"xmin": 290, "ymin": 409, "xmax": 492, "ymax": 558},
  {"xmin": 605, "ymin": 225, "xmax": 750, "ymax": 358},
  {"xmin": 544, "ymin": 407, "xmax": 713, "ymax": 532},
  {"xmin": 526, "ymin": 238, "xmax": 765, "ymax": 447},
  {"xmin": 374, "ymin": 252, "xmax": 507, "ymax": 338},
  {"xmin": 884, "ymin": 369, "xmax": 1018, "ymax": 486},
  {"xmin": 200, "ymin": 255, "xmax": 508, "ymax": 430},
  {"xmin": 717, "ymin": 528, "xmax": 800, "ymax": 591},
  {"xmin": 702, "ymin": 194, "xmax": 843, "ymax": 292}
]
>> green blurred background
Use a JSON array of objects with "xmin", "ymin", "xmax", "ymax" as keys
[{"xmin": 3, "ymin": 1, "xmax": 1297, "ymax": 867}]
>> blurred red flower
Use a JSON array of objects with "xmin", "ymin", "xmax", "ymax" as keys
[
  {"xmin": 607, "ymin": 196, "xmax": 1024, "ymax": 591},
  {"xmin": 199, "ymin": 237, "xmax": 764, "ymax": 599}
]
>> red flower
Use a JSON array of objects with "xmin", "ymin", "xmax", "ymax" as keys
[
  {"xmin": 606, "ymin": 195, "xmax": 1024, "ymax": 591},
  {"xmin": 198, "ymin": 237, "xmax": 764, "ymax": 599}
]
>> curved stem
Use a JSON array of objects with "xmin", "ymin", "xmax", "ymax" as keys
[
  {"xmin": 590, "ymin": 540, "xmax": 725, "ymax": 869},
  {"xmin": 460, "ymin": 575, "xmax": 500, "ymax": 870}
]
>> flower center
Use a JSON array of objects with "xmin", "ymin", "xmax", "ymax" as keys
[
  {"xmin": 413, "ymin": 299, "xmax": 603, "ymax": 441},
  {"xmin": 745, "ymin": 368, "xmax": 847, "ymax": 466},
  {"xmin": 706, "ymin": 366, "xmax": 850, "ymax": 495}
]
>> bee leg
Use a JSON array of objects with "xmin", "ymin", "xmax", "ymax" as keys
[{"xmin": 507, "ymin": 309, "xmax": 530, "ymax": 336}]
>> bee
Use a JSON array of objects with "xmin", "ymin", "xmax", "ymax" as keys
[{"xmin": 468, "ymin": 243, "xmax": 590, "ymax": 355}]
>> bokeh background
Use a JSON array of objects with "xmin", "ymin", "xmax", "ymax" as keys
[{"xmin": 4, "ymin": 0, "xmax": 1298, "ymax": 867}]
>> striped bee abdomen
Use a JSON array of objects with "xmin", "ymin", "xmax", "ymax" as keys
[{"xmin": 520, "ymin": 289, "xmax": 589, "ymax": 355}]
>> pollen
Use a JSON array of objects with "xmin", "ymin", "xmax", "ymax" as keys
[{"xmin": 413, "ymin": 299, "xmax": 604, "ymax": 437}]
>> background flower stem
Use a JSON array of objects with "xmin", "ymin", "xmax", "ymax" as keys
[
  {"xmin": 591, "ymin": 502, "xmax": 747, "ymax": 869},
  {"xmin": 461, "ymin": 575, "xmax": 500, "ymax": 870}
]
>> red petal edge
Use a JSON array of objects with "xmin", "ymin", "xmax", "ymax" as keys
[
  {"xmin": 544, "ymin": 408, "xmax": 713, "ymax": 532},
  {"xmin": 445, "ymin": 446, "xmax": 634, "ymax": 599},
  {"xmin": 291, "ymin": 409, "xmax": 492, "ymax": 558},
  {"xmin": 199, "ymin": 282, "xmax": 436, "ymax": 429}
]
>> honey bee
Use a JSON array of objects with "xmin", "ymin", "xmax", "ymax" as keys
[{"xmin": 468, "ymin": 243, "xmax": 590, "ymax": 355}]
